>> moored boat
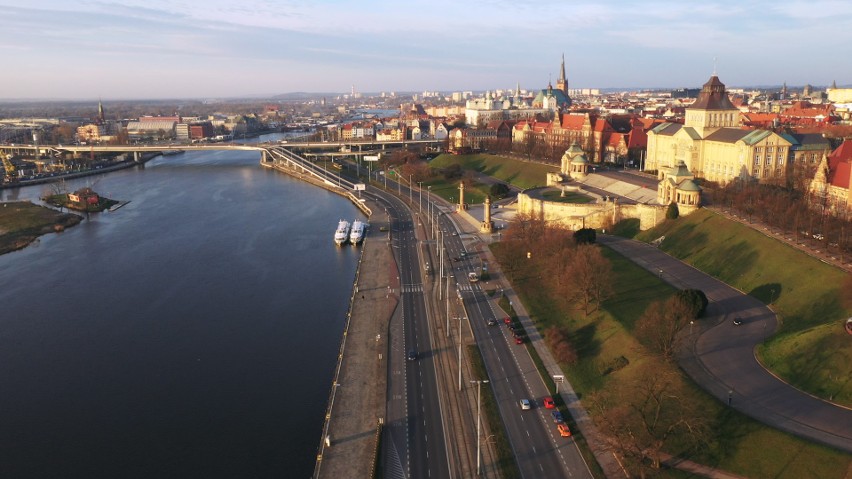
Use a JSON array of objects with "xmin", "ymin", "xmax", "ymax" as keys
[
  {"xmin": 349, "ymin": 220, "xmax": 365, "ymax": 245},
  {"xmin": 334, "ymin": 220, "xmax": 351, "ymax": 245}
]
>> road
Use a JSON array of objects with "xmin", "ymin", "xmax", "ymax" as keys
[
  {"xmin": 598, "ymin": 234, "xmax": 852, "ymax": 453},
  {"xmin": 369, "ymin": 188, "xmax": 452, "ymax": 479},
  {"xmin": 437, "ymin": 214, "xmax": 594, "ymax": 478}
]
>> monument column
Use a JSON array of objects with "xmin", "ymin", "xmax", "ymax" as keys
[
  {"xmin": 481, "ymin": 195, "xmax": 494, "ymax": 233},
  {"xmin": 458, "ymin": 182, "xmax": 465, "ymax": 211}
]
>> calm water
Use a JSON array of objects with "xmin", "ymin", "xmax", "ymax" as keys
[{"xmin": 0, "ymin": 147, "xmax": 363, "ymax": 478}]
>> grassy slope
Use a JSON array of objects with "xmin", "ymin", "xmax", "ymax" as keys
[
  {"xmin": 635, "ymin": 209, "xmax": 852, "ymax": 405},
  {"xmin": 491, "ymin": 241, "xmax": 851, "ymax": 478},
  {"xmin": 429, "ymin": 153, "xmax": 557, "ymax": 190}
]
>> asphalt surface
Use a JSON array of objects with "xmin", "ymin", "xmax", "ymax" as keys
[{"xmin": 598, "ymin": 234, "xmax": 852, "ymax": 453}]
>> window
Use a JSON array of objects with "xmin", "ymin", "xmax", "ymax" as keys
[{"xmin": 754, "ymin": 157, "xmax": 761, "ymax": 166}]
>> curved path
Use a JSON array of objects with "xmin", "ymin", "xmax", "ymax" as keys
[{"xmin": 598, "ymin": 235, "xmax": 852, "ymax": 453}]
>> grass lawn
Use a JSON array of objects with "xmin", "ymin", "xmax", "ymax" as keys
[
  {"xmin": 420, "ymin": 176, "xmax": 492, "ymax": 205},
  {"xmin": 429, "ymin": 153, "xmax": 557, "ymax": 190},
  {"xmin": 0, "ymin": 201, "xmax": 82, "ymax": 255},
  {"xmin": 541, "ymin": 189, "xmax": 595, "ymax": 204},
  {"xmin": 634, "ymin": 209, "xmax": 852, "ymax": 406},
  {"xmin": 490, "ymin": 239, "xmax": 852, "ymax": 478}
]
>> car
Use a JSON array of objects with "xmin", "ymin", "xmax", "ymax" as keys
[
  {"xmin": 557, "ymin": 423, "xmax": 572, "ymax": 437},
  {"xmin": 514, "ymin": 336, "xmax": 524, "ymax": 345},
  {"xmin": 452, "ymin": 232, "xmax": 458, "ymax": 236},
  {"xmin": 487, "ymin": 318, "xmax": 497, "ymax": 326},
  {"xmin": 733, "ymin": 317, "xmax": 743, "ymax": 326},
  {"xmin": 551, "ymin": 411, "xmax": 564, "ymax": 423},
  {"xmin": 504, "ymin": 317, "xmax": 512, "ymax": 325},
  {"xmin": 543, "ymin": 396, "xmax": 555, "ymax": 409},
  {"xmin": 519, "ymin": 399, "xmax": 531, "ymax": 410},
  {"xmin": 407, "ymin": 350, "xmax": 417, "ymax": 361}
]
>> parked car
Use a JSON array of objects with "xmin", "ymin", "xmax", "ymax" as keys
[
  {"xmin": 557, "ymin": 423, "xmax": 572, "ymax": 437},
  {"xmin": 551, "ymin": 411, "xmax": 564, "ymax": 423},
  {"xmin": 543, "ymin": 396, "xmax": 555, "ymax": 409},
  {"xmin": 733, "ymin": 317, "xmax": 743, "ymax": 326},
  {"xmin": 504, "ymin": 317, "xmax": 512, "ymax": 325},
  {"xmin": 519, "ymin": 399, "xmax": 531, "ymax": 410},
  {"xmin": 514, "ymin": 336, "xmax": 524, "ymax": 345}
]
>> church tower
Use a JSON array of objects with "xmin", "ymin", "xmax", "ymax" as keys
[
  {"xmin": 684, "ymin": 75, "xmax": 739, "ymax": 138},
  {"xmin": 556, "ymin": 53, "xmax": 568, "ymax": 95},
  {"xmin": 97, "ymin": 99, "xmax": 105, "ymax": 124}
]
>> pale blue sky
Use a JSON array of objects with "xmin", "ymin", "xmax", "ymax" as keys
[{"xmin": 1, "ymin": 0, "xmax": 850, "ymax": 100}]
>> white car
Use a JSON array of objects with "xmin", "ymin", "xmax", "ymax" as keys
[{"xmin": 520, "ymin": 399, "xmax": 531, "ymax": 410}]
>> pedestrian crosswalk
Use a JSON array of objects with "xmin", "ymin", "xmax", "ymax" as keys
[{"xmin": 401, "ymin": 283, "xmax": 478, "ymax": 294}]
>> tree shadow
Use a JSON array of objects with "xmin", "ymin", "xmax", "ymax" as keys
[
  {"xmin": 748, "ymin": 283, "xmax": 782, "ymax": 305},
  {"xmin": 571, "ymin": 322, "xmax": 600, "ymax": 359}
]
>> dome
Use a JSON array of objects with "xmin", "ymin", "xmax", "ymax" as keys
[
  {"xmin": 571, "ymin": 156, "xmax": 589, "ymax": 165},
  {"xmin": 678, "ymin": 179, "xmax": 701, "ymax": 192}
]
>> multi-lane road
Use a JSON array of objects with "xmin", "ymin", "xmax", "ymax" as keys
[{"xmin": 371, "ymin": 177, "xmax": 594, "ymax": 478}]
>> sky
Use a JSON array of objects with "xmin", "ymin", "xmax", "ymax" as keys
[{"xmin": 1, "ymin": 0, "xmax": 850, "ymax": 100}]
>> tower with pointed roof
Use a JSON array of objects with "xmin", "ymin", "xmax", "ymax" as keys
[
  {"xmin": 684, "ymin": 75, "xmax": 739, "ymax": 137},
  {"xmin": 556, "ymin": 53, "xmax": 568, "ymax": 95},
  {"xmin": 97, "ymin": 99, "xmax": 105, "ymax": 124}
]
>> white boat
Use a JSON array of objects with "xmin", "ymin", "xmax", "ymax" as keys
[
  {"xmin": 334, "ymin": 220, "xmax": 351, "ymax": 245},
  {"xmin": 349, "ymin": 220, "xmax": 365, "ymax": 245}
]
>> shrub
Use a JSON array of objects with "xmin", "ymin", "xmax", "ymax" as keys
[
  {"xmin": 666, "ymin": 202, "xmax": 679, "ymax": 219},
  {"xmin": 573, "ymin": 228, "xmax": 597, "ymax": 244},
  {"xmin": 675, "ymin": 289, "xmax": 708, "ymax": 318},
  {"xmin": 490, "ymin": 182, "xmax": 510, "ymax": 199}
]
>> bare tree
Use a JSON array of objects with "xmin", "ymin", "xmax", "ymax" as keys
[
  {"xmin": 567, "ymin": 244, "xmax": 613, "ymax": 316},
  {"xmin": 590, "ymin": 368, "xmax": 710, "ymax": 478},
  {"xmin": 635, "ymin": 295, "xmax": 696, "ymax": 360}
]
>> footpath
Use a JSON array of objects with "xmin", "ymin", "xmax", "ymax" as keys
[{"xmin": 313, "ymin": 205, "xmax": 399, "ymax": 479}]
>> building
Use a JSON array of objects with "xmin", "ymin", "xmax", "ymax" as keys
[
  {"xmin": 645, "ymin": 74, "xmax": 793, "ymax": 184},
  {"xmin": 809, "ymin": 140, "xmax": 852, "ymax": 212}
]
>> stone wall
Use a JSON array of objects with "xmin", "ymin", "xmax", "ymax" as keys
[{"xmin": 517, "ymin": 189, "xmax": 675, "ymax": 231}]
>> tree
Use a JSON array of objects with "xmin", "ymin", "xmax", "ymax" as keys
[
  {"xmin": 567, "ymin": 244, "xmax": 613, "ymax": 316},
  {"xmin": 675, "ymin": 289, "xmax": 708, "ymax": 318},
  {"xmin": 665, "ymin": 201, "xmax": 679, "ymax": 219},
  {"xmin": 591, "ymin": 367, "xmax": 710, "ymax": 477},
  {"xmin": 635, "ymin": 295, "xmax": 696, "ymax": 360},
  {"xmin": 544, "ymin": 326, "xmax": 578, "ymax": 364},
  {"xmin": 489, "ymin": 182, "xmax": 510, "ymax": 199},
  {"xmin": 573, "ymin": 227, "xmax": 596, "ymax": 244}
]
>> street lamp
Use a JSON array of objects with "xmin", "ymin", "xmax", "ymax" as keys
[
  {"xmin": 446, "ymin": 275, "xmax": 454, "ymax": 337},
  {"xmin": 458, "ymin": 316, "xmax": 465, "ymax": 391},
  {"xmin": 418, "ymin": 182, "xmax": 423, "ymax": 212},
  {"xmin": 409, "ymin": 174, "xmax": 413, "ymax": 204},
  {"xmin": 470, "ymin": 379, "xmax": 490, "ymax": 476}
]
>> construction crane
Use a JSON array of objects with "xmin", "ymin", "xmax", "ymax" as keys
[{"xmin": 2, "ymin": 154, "xmax": 16, "ymax": 182}]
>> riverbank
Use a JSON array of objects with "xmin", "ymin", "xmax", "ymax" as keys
[
  {"xmin": 0, "ymin": 201, "xmax": 82, "ymax": 255},
  {"xmin": 1, "ymin": 152, "xmax": 161, "ymax": 190}
]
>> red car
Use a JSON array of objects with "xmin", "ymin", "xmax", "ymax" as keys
[
  {"xmin": 543, "ymin": 396, "xmax": 555, "ymax": 409},
  {"xmin": 504, "ymin": 317, "xmax": 512, "ymax": 325},
  {"xmin": 515, "ymin": 336, "xmax": 524, "ymax": 344}
]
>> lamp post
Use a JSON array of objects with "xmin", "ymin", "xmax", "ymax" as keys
[
  {"xmin": 458, "ymin": 316, "xmax": 464, "ymax": 391},
  {"xmin": 418, "ymin": 182, "xmax": 423, "ymax": 212},
  {"xmin": 427, "ymin": 186, "xmax": 432, "ymax": 230},
  {"xmin": 470, "ymin": 379, "xmax": 490, "ymax": 476},
  {"xmin": 446, "ymin": 275, "xmax": 453, "ymax": 337},
  {"xmin": 409, "ymin": 174, "xmax": 413, "ymax": 204}
]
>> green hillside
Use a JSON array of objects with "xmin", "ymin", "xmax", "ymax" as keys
[
  {"xmin": 429, "ymin": 153, "xmax": 557, "ymax": 190},
  {"xmin": 636, "ymin": 209, "xmax": 852, "ymax": 405}
]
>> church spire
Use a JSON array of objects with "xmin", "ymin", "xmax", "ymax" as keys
[
  {"xmin": 556, "ymin": 53, "xmax": 568, "ymax": 94},
  {"xmin": 97, "ymin": 98, "xmax": 105, "ymax": 123}
]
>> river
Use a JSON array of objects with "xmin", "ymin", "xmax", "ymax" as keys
[{"xmin": 0, "ymin": 139, "xmax": 363, "ymax": 478}]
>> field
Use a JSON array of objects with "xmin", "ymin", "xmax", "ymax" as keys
[
  {"xmin": 0, "ymin": 201, "xmax": 82, "ymax": 255},
  {"xmin": 429, "ymin": 153, "xmax": 558, "ymax": 190}
]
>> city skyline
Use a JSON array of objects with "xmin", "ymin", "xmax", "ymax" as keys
[{"xmin": 2, "ymin": 0, "xmax": 851, "ymax": 100}]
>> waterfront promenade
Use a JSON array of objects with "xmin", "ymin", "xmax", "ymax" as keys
[{"xmin": 313, "ymin": 204, "xmax": 399, "ymax": 479}]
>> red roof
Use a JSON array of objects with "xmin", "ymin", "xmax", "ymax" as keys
[
  {"xmin": 560, "ymin": 114, "xmax": 587, "ymax": 130},
  {"xmin": 831, "ymin": 161, "xmax": 851, "ymax": 189}
]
